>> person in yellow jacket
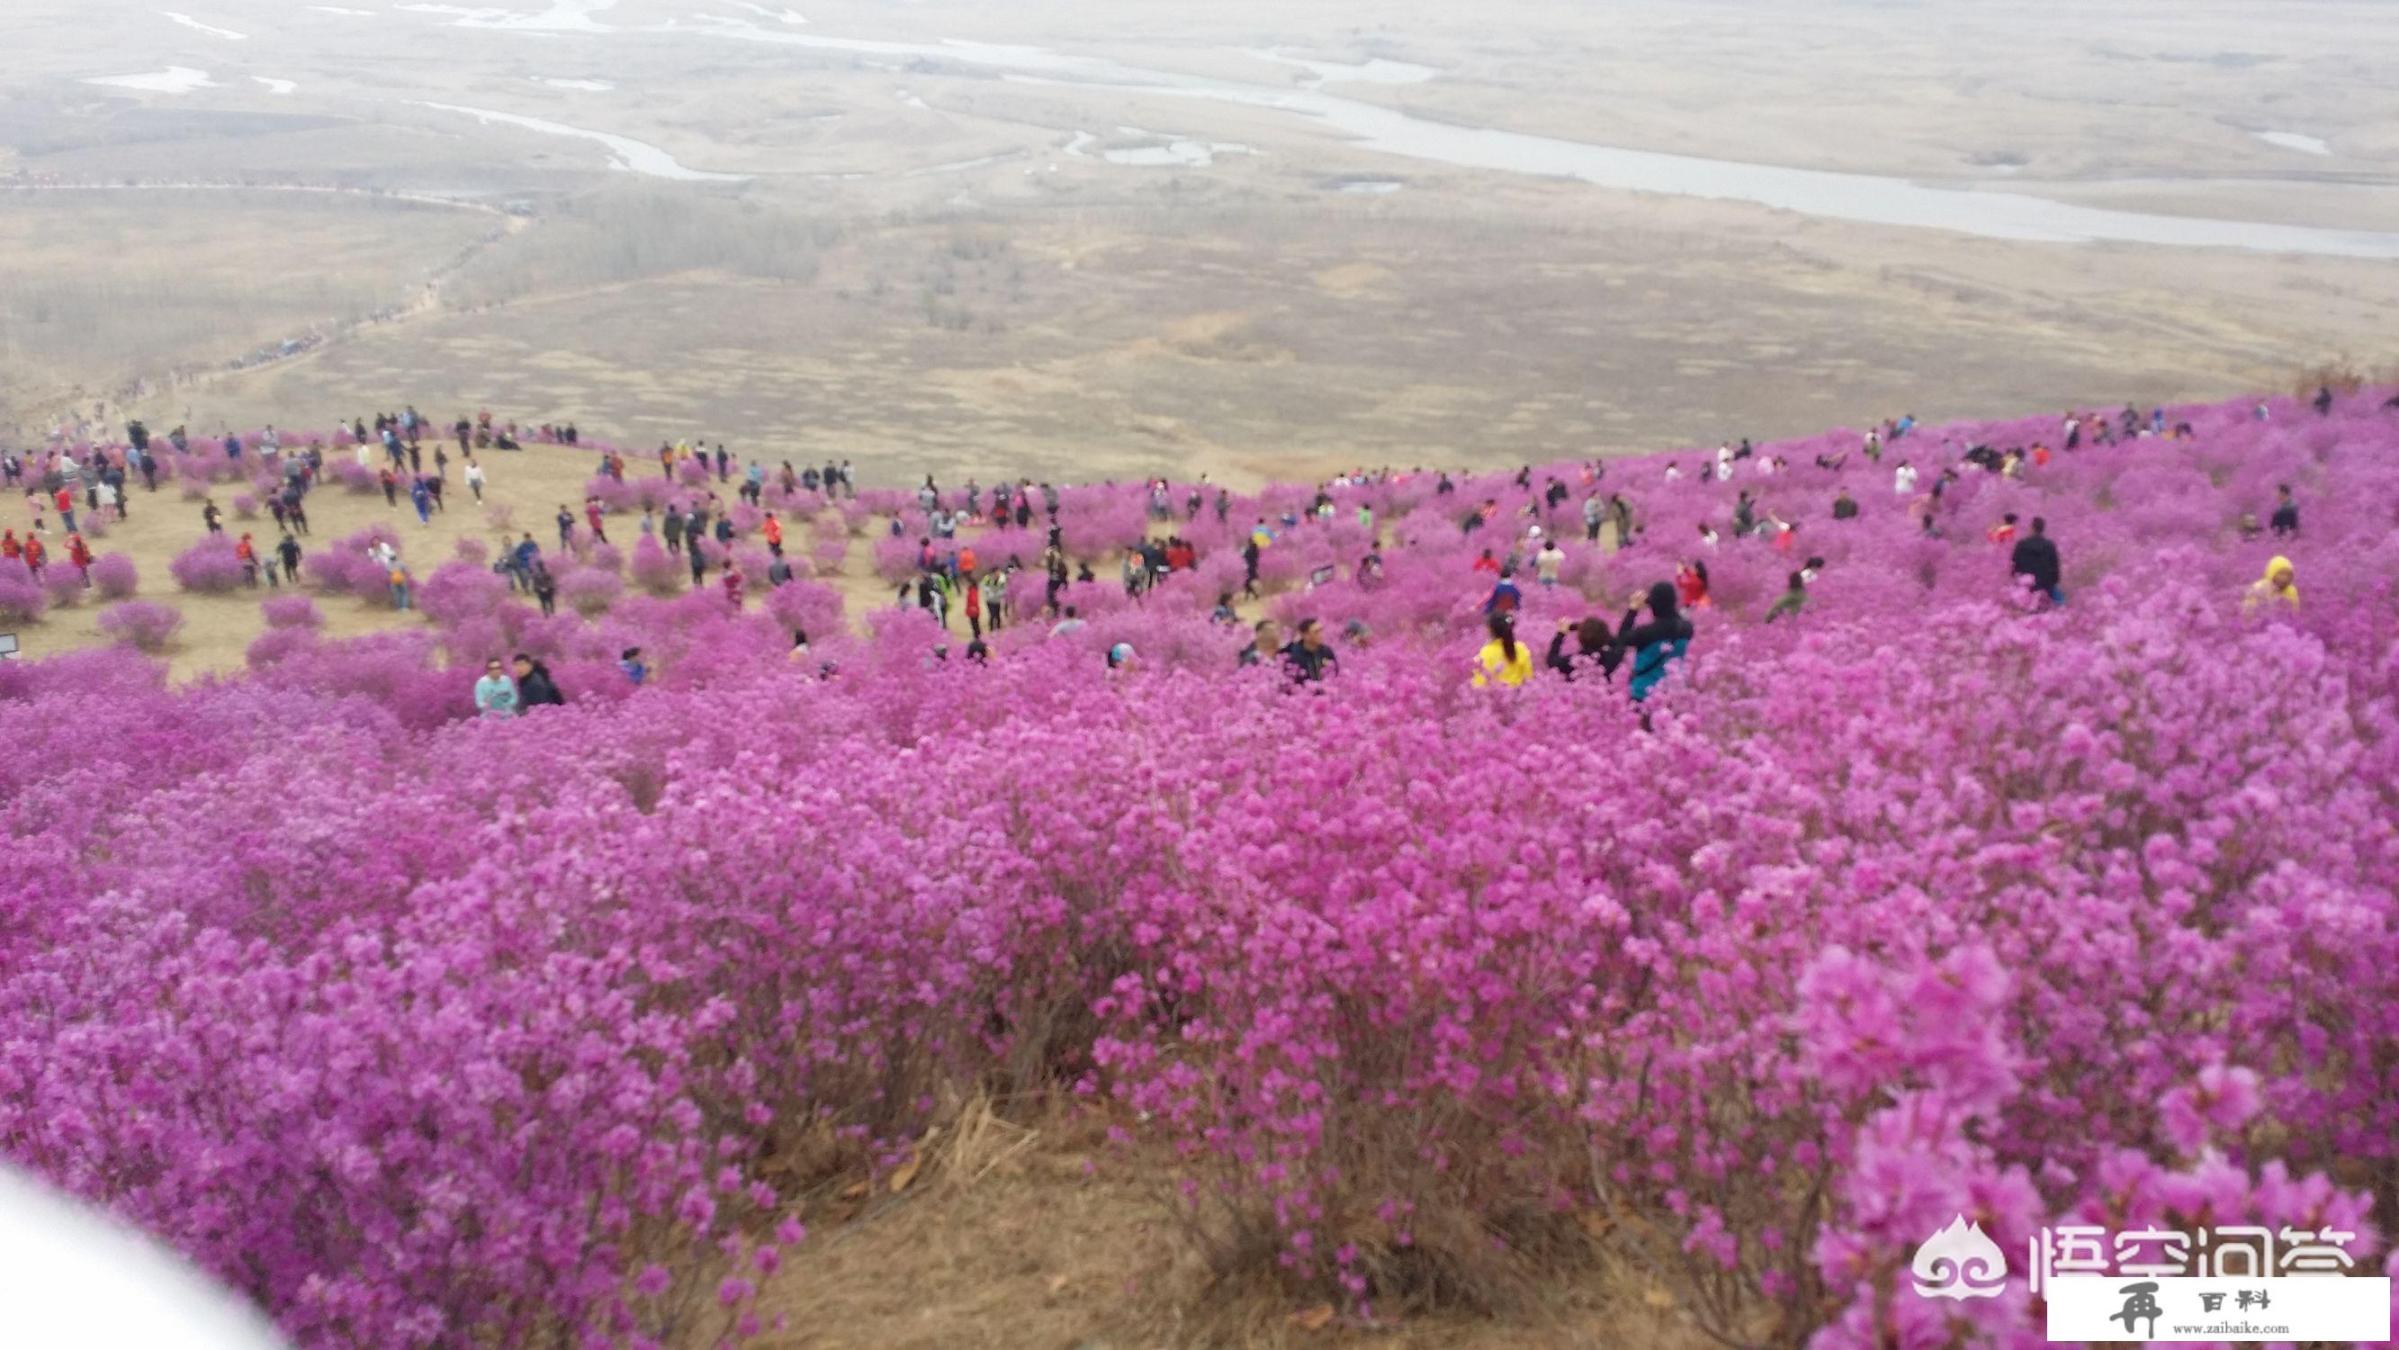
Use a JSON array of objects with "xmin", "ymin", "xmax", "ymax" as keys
[
  {"xmin": 2243, "ymin": 555, "xmax": 2298, "ymax": 612},
  {"xmin": 1473, "ymin": 612, "xmax": 1534, "ymax": 687}
]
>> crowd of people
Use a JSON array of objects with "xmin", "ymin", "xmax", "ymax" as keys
[{"xmin": 13, "ymin": 379, "xmax": 2377, "ymax": 714}]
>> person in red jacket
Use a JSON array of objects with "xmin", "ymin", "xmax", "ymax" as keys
[
  {"xmin": 22, "ymin": 535, "xmax": 45, "ymax": 575},
  {"xmin": 1675, "ymin": 559, "xmax": 1711, "ymax": 609},
  {"xmin": 722, "ymin": 563, "xmax": 746, "ymax": 609},
  {"xmin": 53, "ymin": 486, "xmax": 76, "ymax": 535},
  {"xmin": 65, "ymin": 533, "xmax": 93, "ymax": 586},
  {"xmin": 0, "ymin": 529, "xmax": 19, "ymax": 562}
]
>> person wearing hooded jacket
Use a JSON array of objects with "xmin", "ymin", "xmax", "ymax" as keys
[
  {"xmin": 2243, "ymin": 556, "xmax": 2299, "ymax": 612},
  {"xmin": 513, "ymin": 654, "xmax": 566, "ymax": 709},
  {"xmin": 1613, "ymin": 582, "xmax": 1695, "ymax": 702}
]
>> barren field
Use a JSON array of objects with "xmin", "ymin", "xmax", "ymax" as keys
[
  {"xmin": 3, "ymin": 0, "xmax": 2394, "ymax": 489},
  {"xmin": 36, "ymin": 188, "xmax": 2399, "ymax": 492}
]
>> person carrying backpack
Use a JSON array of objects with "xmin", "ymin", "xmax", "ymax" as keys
[{"xmin": 1613, "ymin": 582, "xmax": 1694, "ymax": 702}]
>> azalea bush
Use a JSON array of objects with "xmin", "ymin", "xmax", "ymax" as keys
[
  {"xmin": 261, "ymin": 594, "xmax": 323, "ymax": 630},
  {"xmin": 168, "ymin": 538, "xmax": 247, "ymax": 594},
  {"xmin": 306, "ymin": 527, "xmax": 405, "ymax": 602},
  {"xmin": 95, "ymin": 599, "xmax": 184, "ymax": 652},
  {"xmin": 3, "ymin": 391, "xmax": 2398, "ymax": 1348},
  {"xmin": 91, "ymin": 553, "xmax": 140, "ymax": 600},
  {"xmin": 559, "ymin": 566, "xmax": 624, "ymax": 617},
  {"xmin": 0, "ymin": 561, "xmax": 47, "ymax": 624},
  {"xmin": 40, "ymin": 569, "xmax": 85, "ymax": 609},
  {"xmin": 630, "ymin": 535, "xmax": 683, "ymax": 596}
]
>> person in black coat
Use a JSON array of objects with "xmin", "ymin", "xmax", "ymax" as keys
[
  {"xmin": 2009, "ymin": 516, "xmax": 2063, "ymax": 606},
  {"xmin": 1546, "ymin": 616, "xmax": 1618, "ymax": 680},
  {"xmin": 512, "ymin": 654, "xmax": 566, "ymax": 709},
  {"xmin": 2269, "ymin": 484, "xmax": 2300, "ymax": 538}
]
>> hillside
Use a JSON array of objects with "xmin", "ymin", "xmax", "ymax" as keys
[{"xmin": 5, "ymin": 387, "xmax": 2399, "ymax": 1347}]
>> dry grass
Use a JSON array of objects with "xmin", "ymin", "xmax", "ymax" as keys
[
  {"xmin": 0, "ymin": 191, "xmax": 495, "ymax": 421},
  {"xmin": 131, "ymin": 198, "xmax": 2399, "ymax": 503},
  {"xmin": 740, "ymin": 1094, "xmax": 1713, "ymax": 1350}
]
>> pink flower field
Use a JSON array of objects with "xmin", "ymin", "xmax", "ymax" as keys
[{"xmin": 5, "ymin": 390, "xmax": 2399, "ymax": 1346}]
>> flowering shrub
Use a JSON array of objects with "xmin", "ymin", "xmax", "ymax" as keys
[
  {"xmin": 1056, "ymin": 493, "xmax": 1147, "ymax": 561},
  {"xmin": 307, "ymin": 527, "xmax": 405, "ymax": 602},
  {"xmin": 261, "ymin": 594, "xmax": 323, "ymax": 630},
  {"xmin": 583, "ymin": 475, "xmax": 632, "ymax": 514},
  {"xmin": 95, "ymin": 599, "xmax": 184, "ymax": 651},
  {"xmin": 630, "ymin": 476, "xmax": 679, "ymax": 512},
  {"xmin": 763, "ymin": 579, "xmax": 842, "ymax": 638},
  {"xmin": 0, "ymin": 560, "xmax": 47, "ymax": 624},
  {"xmin": 4, "ymin": 392, "xmax": 2398, "ymax": 1348},
  {"xmin": 168, "ymin": 538, "xmax": 247, "ymax": 594},
  {"xmin": 559, "ymin": 566, "xmax": 624, "ymax": 617},
  {"xmin": 870, "ymin": 532, "xmax": 925, "ymax": 583},
  {"xmin": 630, "ymin": 535, "xmax": 683, "ymax": 596},
  {"xmin": 91, "ymin": 553, "xmax": 139, "ymax": 599},
  {"xmin": 40, "ymin": 569, "xmax": 84, "ymax": 609},
  {"xmin": 415, "ymin": 561, "xmax": 509, "ymax": 627}
]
